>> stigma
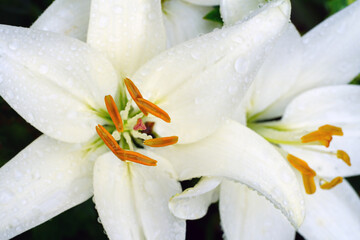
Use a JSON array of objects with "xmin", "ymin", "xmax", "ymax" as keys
[{"xmin": 95, "ymin": 78, "xmax": 178, "ymax": 166}]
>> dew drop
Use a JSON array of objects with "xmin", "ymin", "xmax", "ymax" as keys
[
  {"xmin": 8, "ymin": 42, "xmax": 18, "ymax": 51},
  {"xmin": 39, "ymin": 65, "xmax": 49, "ymax": 74}
]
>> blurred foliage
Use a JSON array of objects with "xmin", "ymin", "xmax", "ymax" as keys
[
  {"xmin": 0, "ymin": 0, "xmax": 359, "ymax": 239},
  {"xmin": 204, "ymin": 6, "xmax": 223, "ymax": 24}
]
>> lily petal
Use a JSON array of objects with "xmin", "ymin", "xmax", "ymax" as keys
[
  {"xmin": 245, "ymin": 23, "xmax": 303, "ymax": 121},
  {"xmin": 219, "ymin": 180, "xmax": 295, "ymax": 240},
  {"xmin": 299, "ymin": 179, "xmax": 360, "ymax": 240},
  {"xmin": 87, "ymin": 0, "xmax": 166, "ymax": 76},
  {"xmin": 163, "ymin": 0, "xmax": 220, "ymax": 47},
  {"xmin": 277, "ymin": 0, "xmax": 360, "ymax": 108},
  {"xmin": 182, "ymin": 0, "xmax": 220, "ymax": 6},
  {"xmin": 94, "ymin": 151, "xmax": 185, "ymax": 240},
  {"xmin": 155, "ymin": 119, "xmax": 305, "ymax": 227},
  {"xmin": 281, "ymin": 85, "xmax": 360, "ymax": 129},
  {"xmin": 0, "ymin": 25, "xmax": 118, "ymax": 143},
  {"xmin": 135, "ymin": 0, "xmax": 291, "ymax": 143},
  {"xmin": 169, "ymin": 177, "xmax": 221, "ymax": 219},
  {"xmin": 0, "ymin": 135, "xmax": 94, "ymax": 240},
  {"xmin": 31, "ymin": 0, "xmax": 90, "ymax": 41},
  {"xmin": 220, "ymin": 0, "xmax": 267, "ymax": 25}
]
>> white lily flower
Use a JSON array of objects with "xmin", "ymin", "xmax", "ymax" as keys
[
  {"xmin": 0, "ymin": 0, "xmax": 304, "ymax": 239},
  {"xmin": 31, "ymin": 0, "xmax": 220, "ymax": 46},
  {"xmin": 170, "ymin": 1, "xmax": 360, "ymax": 239}
]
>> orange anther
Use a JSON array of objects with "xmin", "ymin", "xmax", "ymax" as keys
[
  {"xmin": 318, "ymin": 125, "xmax": 343, "ymax": 136},
  {"xmin": 96, "ymin": 124, "xmax": 123, "ymax": 154},
  {"xmin": 136, "ymin": 98, "xmax": 171, "ymax": 123},
  {"xmin": 287, "ymin": 154, "xmax": 316, "ymax": 176},
  {"xmin": 337, "ymin": 150, "xmax": 351, "ymax": 166},
  {"xmin": 302, "ymin": 174, "xmax": 316, "ymax": 194},
  {"xmin": 124, "ymin": 78, "xmax": 148, "ymax": 115},
  {"xmin": 144, "ymin": 136, "xmax": 178, "ymax": 147},
  {"xmin": 301, "ymin": 131, "xmax": 332, "ymax": 147},
  {"xmin": 133, "ymin": 118, "xmax": 146, "ymax": 131},
  {"xmin": 320, "ymin": 176, "xmax": 343, "ymax": 190},
  {"xmin": 115, "ymin": 150, "xmax": 157, "ymax": 166},
  {"xmin": 104, "ymin": 95, "xmax": 123, "ymax": 133}
]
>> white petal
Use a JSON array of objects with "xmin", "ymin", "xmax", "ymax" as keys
[
  {"xmin": 281, "ymin": 85, "xmax": 360, "ymax": 129},
  {"xmin": 31, "ymin": 0, "xmax": 90, "ymax": 41},
  {"xmin": 93, "ymin": 153, "xmax": 143, "ymax": 240},
  {"xmin": 87, "ymin": 0, "xmax": 166, "ymax": 76},
  {"xmin": 131, "ymin": 150, "xmax": 185, "ymax": 240},
  {"xmin": 0, "ymin": 25, "xmax": 118, "ymax": 143},
  {"xmin": 94, "ymin": 151, "xmax": 185, "ymax": 240},
  {"xmin": 155, "ymin": 119, "xmax": 305, "ymax": 227},
  {"xmin": 245, "ymin": 23, "xmax": 303, "ymax": 120},
  {"xmin": 163, "ymin": 0, "xmax": 220, "ymax": 48},
  {"xmin": 219, "ymin": 180, "xmax": 295, "ymax": 240},
  {"xmin": 0, "ymin": 135, "xmax": 94, "ymax": 240},
  {"xmin": 220, "ymin": 0, "xmax": 267, "ymax": 25},
  {"xmin": 135, "ymin": 0, "xmax": 291, "ymax": 144},
  {"xmin": 169, "ymin": 177, "xmax": 221, "ymax": 219},
  {"xmin": 182, "ymin": 0, "xmax": 220, "ymax": 6},
  {"xmin": 299, "ymin": 180, "xmax": 360, "ymax": 240},
  {"xmin": 276, "ymin": 0, "xmax": 360, "ymax": 108}
]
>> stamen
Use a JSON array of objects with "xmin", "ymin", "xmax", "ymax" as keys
[
  {"xmin": 96, "ymin": 124, "xmax": 123, "ymax": 154},
  {"xmin": 302, "ymin": 174, "xmax": 316, "ymax": 194},
  {"xmin": 124, "ymin": 78, "xmax": 148, "ymax": 115},
  {"xmin": 337, "ymin": 150, "xmax": 351, "ymax": 166},
  {"xmin": 123, "ymin": 132, "xmax": 134, "ymax": 151},
  {"xmin": 134, "ymin": 118, "xmax": 146, "ymax": 131},
  {"xmin": 318, "ymin": 124, "xmax": 343, "ymax": 136},
  {"xmin": 301, "ymin": 131, "xmax": 332, "ymax": 147},
  {"xmin": 320, "ymin": 177, "xmax": 343, "ymax": 190},
  {"xmin": 287, "ymin": 154, "xmax": 316, "ymax": 176},
  {"xmin": 144, "ymin": 136, "xmax": 178, "ymax": 147},
  {"xmin": 115, "ymin": 150, "xmax": 157, "ymax": 166},
  {"xmin": 136, "ymin": 98, "xmax": 171, "ymax": 123},
  {"xmin": 104, "ymin": 95, "xmax": 123, "ymax": 132}
]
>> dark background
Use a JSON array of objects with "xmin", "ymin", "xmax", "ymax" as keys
[{"xmin": 0, "ymin": 0, "xmax": 359, "ymax": 239}]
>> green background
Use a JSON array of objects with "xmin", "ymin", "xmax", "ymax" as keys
[{"xmin": 0, "ymin": 0, "xmax": 359, "ymax": 239}]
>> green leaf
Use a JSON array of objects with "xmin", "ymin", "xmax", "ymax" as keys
[
  {"xmin": 203, "ymin": 6, "xmax": 223, "ymax": 24},
  {"xmin": 350, "ymin": 73, "xmax": 360, "ymax": 85},
  {"xmin": 325, "ymin": 0, "xmax": 356, "ymax": 15}
]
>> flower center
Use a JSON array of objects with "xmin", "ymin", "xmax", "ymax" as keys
[
  {"xmin": 95, "ymin": 78, "xmax": 178, "ymax": 166},
  {"xmin": 249, "ymin": 122, "xmax": 351, "ymax": 194}
]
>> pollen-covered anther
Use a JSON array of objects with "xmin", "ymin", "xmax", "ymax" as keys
[
  {"xmin": 302, "ymin": 174, "xmax": 316, "ymax": 194},
  {"xmin": 301, "ymin": 130, "xmax": 332, "ymax": 147},
  {"xmin": 96, "ymin": 124, "xmax": 123, "ymax": 154},
  {"xmin": 337, "ymin": 150, "xmax": 351, "ymax": 166},
  {"xmin": 320, "ymin": 176, "xmax": 343, "ymax": 190},
  {"xmin": 115, "ymin": 150, "xmax": 157, "ymax": 166},
  {"xmin": 144, "ymin": 136, "xmax": 179, "ymax": 147},
  {"xmin": 104, "ymin": 95, "xmax": 123, "ymax": 132},
  {"xmin": 124, "ymin": 78, "xmax": 148, "ymax": 115},
  {"xmin": 318, "ymin": 124, "xmax": 343, "ymax": 136},
  {"xmin": 287, "ymin": 154, "xmax": 316, "ymax": 176},
  {"xmin": 136, "ymin": 98, "xmax": 171, "ymax": 123}
]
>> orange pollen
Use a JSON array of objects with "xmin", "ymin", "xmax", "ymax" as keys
[
  {"xmin": 337, "ymin": 150, "xmax": 351, "ymax": 166},
  {"xmin": 115, "ymin": 150, "xmax": 157, "ymax": 166},
  {"xmin": 136, "ymin": 98, "xmax": 171, "ymax": 123},
  {"xmin": 133, "ymin": 118, "xmax": 147, "ymax": 131},
  {"xmin": 124, "ymin": 78, "xmax": 148, "ymax": 115},
  {"xmin": 302, "ymin": 174, "xmax": 316, "ymax": 194},
  {"xmin": 144, "ymin": 136, "xmax": 179, "ymax": 147},
  {"xmin": 318, "ymin": 124, "xmax": 343, "ymax": 136},
  {"xmin": 96, "ymin": 124, "xmax": 157, "ymax": 166},
  {"xmin": 104, "ymin": 95, "xmax": 123, "ymax": 133},
  {"xmin": 287, "ymin": 154, "xmax": 316, "ymax": 177},
  {"xmin": 301, "ymin": 131, "xmax": 332, "ymax": 147},
  {"xmin": 320, "ymin": 177, "xmax": 343, "ymax": 190}
]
